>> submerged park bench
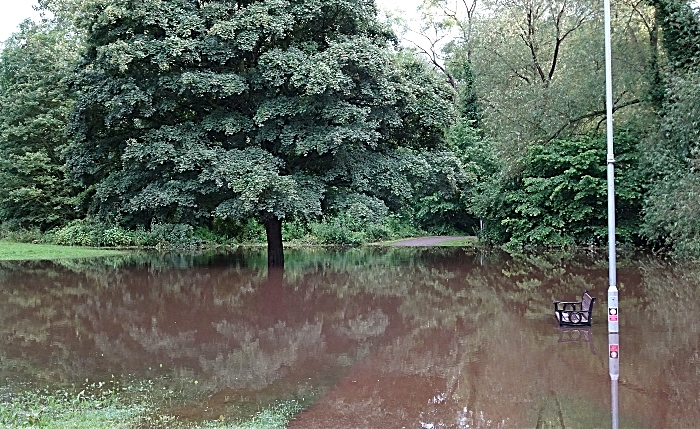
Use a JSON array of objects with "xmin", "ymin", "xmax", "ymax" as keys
[{"xmin": 553, "ymin": 290, "xmax": 595, "ymax": 327}]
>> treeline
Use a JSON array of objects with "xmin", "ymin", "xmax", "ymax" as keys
[{"xmin": 0, "ymin": 0, "xmax": 699, "ymax": 261}]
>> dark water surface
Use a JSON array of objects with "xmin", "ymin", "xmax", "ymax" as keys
[{"xmin": 1, "ymin": 247, "xmax": 699, "ymax": 428}]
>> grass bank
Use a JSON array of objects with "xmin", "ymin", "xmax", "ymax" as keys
[
  {"xmin": 0, "ymin": 382, "xmax": 304, "ymax": 429},
  {"xmin": 435, "ymin": 237, "xmax": 479, "ymax": 247},
  {"xmin": 371, "ymin": 236, "xmax": 479, "ymax": 247},
  {"xmin": 0, "ymin": 241, "xmax": 125, "ymax": 261}
]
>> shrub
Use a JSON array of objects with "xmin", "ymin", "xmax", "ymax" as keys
[
  {"xmin": 235, "ymin": 219, "xmax": 266, "ymax": 243},
  {"xmin": 310, "ymin": 215, "xmax": 365, "ymax": 246},
  {"xmin": 53, "ymin": 219, "xmax": 102, "ymax": 246},
  {"xmin": 309, "ymin": 212, "xmax": 406, "ymax": 246},
  {"xmin": 381, "ymin": 214, "xmax": 422, "ymax": 239},
  {"xmin": 193, "ymin": 226, "xmax": 227, "ymax": 244},
  {"xmin": 282, "ymin": 221, "xmax": 310, "ymax": 242},
  {"xmin": 146, "ymin": 223, "xmax": 199, "ymax": 247},
  {"xmin": 499, "ymin": 135, "xmax": 642, "ymax": 247},
  {"xmin": 0, "ymin": 225, "xmax": 46, "ymax": 243},
  {"xmin": 53, "ymin": 219, "xmax": 199, "ymax": 248}
]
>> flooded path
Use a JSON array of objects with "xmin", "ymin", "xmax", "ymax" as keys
[{"xmin": 1, "ymin": 248, "xmax": 698, "ymax": 427}]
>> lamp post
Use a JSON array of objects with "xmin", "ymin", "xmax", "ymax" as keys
[
  {"xmin": 609, "ymin": 333, "xmax": 620, "ymax": 429},
  {"xmin": 604, "ymin": 0, "xmax": 619, "ymax": 336},
  {"xmin": 604, "ymin": 0, "xmax": 620, "ymax": 427}
]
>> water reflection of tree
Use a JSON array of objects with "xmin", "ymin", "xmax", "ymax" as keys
[{"xmin": 1, "ymin": 249, "xmax": 699, "ymax": 426}]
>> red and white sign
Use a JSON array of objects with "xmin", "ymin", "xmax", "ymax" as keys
[{"xmin": 609, "ymin": 344, "xmax": 619, "ymax": 359}]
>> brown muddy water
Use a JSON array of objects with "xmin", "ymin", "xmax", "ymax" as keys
[{"xmin": 1, "ymin": 247, "xmax": 699, "ymax": 428}]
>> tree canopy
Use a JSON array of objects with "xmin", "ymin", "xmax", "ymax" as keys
[
  {"xmin": 67, "ymin": 0, "xmax": 455, "ymax": 265},
  {"xmin": 0, "ymin": 21, "xmax": 81, "ymax": 230}
]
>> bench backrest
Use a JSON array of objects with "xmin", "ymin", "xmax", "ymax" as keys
[{"xmin": 581, "ymin": 291, "xmax": 595, "ymax": 312}]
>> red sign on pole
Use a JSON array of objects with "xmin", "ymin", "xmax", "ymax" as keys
[
  {"xmin": 609, "ymin": 344, "xmax": 619, "ymax": 359},
  {"xmin": 609, "ymin": 307, "xmax": 618, "ymax": 322}
]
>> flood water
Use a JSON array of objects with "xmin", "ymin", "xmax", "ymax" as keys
[{"xmin": 1, "ymin": 247, "xmax": 699, "ymax": 428}]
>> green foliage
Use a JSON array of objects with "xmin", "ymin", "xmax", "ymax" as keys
[
  {"xmin": 0, "ymin": 226, "xmax": 46, "ymax": 244},
  {"xmin": 0, "ymin": 21, "xmax": 81, "ymax": 230},
  {"xmin": 196, "ymin": 401, "xmax": 304, "ymax": 429},
  {"xmin": 424, "ymin": 0, "xmax": 657, "ymax": 177},
  {"xmin": 311, "ymin": 215, "xmax": 378, "ymax": 246},
  {"xmin": 54, "ymin": 219, "xmax": 137, "ymax": 247},
  {"xmin": 53, "ymin": 219, "xmax": 200, "ymax": 248},
  {"xmin": 445, "ymin": 50, "xmax": 480, "ymax": 127},
  {"xmin": 230, "ymin": 219, "xmax": 267, "ymax": 244},
  {"xmin": 325, "ymin": 193, "xmax": 389, "ymax": 225},
  {"xmin": 659, "ymin": 68, "xmax": 700, "ymax": 158},
  {"xmin": 638, "ymin": 3, "xmax": 700, "ymax": 256},
  {"xmin": 0, "ymin": 384, "xmax": 149, "ymax": 429},
  {"xmin": 381, "ymin": 213, "xmax": 422, "ymax": 239},
  {"xmin": 444, "ymin": 118, "xmax": 498, "ymax": 235},
  {"xmin": 642, "ymin": 169, "xmax": 700, "ymax": 255},
  {"xmin": 0, "ymin": 381, "xmax": 303, "ymax": 429},
  {"xmin": 281, "ymin": 220, "xmax": 311, "ymax": 242},
  {"xmin": 148, "ymin": 223, "xmax": 199, "ymax": 247},
  {"xmin": 67, "ymin": 0, "xmax": 455, "ymax": 237},
  {"xmin": 498, "ymin": 135, "xmax": 642, "ymax": 247},
  {"xmin": 7, "ymin": 0, "xmax": 699, "ymax": 255},
  {"xmin": 408, "ymin": 149, "xmax": 475, "ymax": 234},
  {"xmin": 650, "ymin": 0, "xmax": 700, "ymax": 71},
  {"xmin": 309, "ymin": 210, "xmax": 424, "ymax": 246},
  {"xmin": 640, "ymin": 69, "xmax": 700, "ymax": 255},
  {"xmin": 193, "ymin": 227, "xmax": 224, "ymax": 244}
]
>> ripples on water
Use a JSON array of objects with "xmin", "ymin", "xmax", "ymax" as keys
[{"xmin": 1, "ymin": 247, "xmax": 698, "ymax": 428}]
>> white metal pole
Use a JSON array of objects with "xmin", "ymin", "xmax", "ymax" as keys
[
  {"xmin": 604, "ymin": 0, "xmax": 619, "ymax": 334},
  {"xmin": 609, "ymin": 333, "xmax": 620, "ymax": 429}
]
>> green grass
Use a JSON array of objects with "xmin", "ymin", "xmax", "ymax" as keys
[
  {"xmin": 189, "ymin": 401, "xmax": 304, "ymax": 429},
  {"xmin": 436, "ymin": 237, "xmax": 479, "ymax": 247},
  {"xmin": 0, "ymin": 241, "xmax": 125, "ymax": 260},
  {"xmin": 370, "ymin": 236, "xmax": 479, "ymax": 247},
  {"xmin": 0, "ymin": 382, "xmax": 305, "ymax": 429},
  {"xmin": 0, "ymin": 386, "xmax": 149, "ymax": 429}
]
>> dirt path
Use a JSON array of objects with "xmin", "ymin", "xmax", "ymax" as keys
[{"xmin": 390, "ymin": 236, "xmax": 474, "ymax": 246}]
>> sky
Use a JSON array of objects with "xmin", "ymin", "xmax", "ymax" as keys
[
  {"xmin": 3, "ymin": 0, "xmax": 700, "ymax": 44},
  {"xmin": 0, "ymin": 0, "xmax": 425, "ymax": 45},
  {"xmin": 376, "ymin": 0, "xmax": 423, "ymax": 20},
  {"xmin": 0, "ymin": 0, "xmax": 43, "ymax": 43},
  {"xmin": 375, "ymin": 0, "xmax": 427, "ymax": 50}
]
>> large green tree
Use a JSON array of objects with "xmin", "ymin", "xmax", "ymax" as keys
[
  {"xmin": 68, "ymin": 0, "xmax": 454, "ymax": 265},
  {"xmin": 640, "ymin": 0, "xmax": 700, "ymax": 255},
  {"xmin": 0, "ymin": 21, "xmax": 81, "ymax": 230},
  {"xmin": 410, "ymin": 0, "xmax": 665, "ymax": 247}
]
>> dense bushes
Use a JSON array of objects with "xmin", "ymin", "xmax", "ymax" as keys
[
  {"xmin": 51, "ymin": 219, "xmax": 200, "ymax": 248},
  {"xmin": 479, "ymin": 135, "xmax": 643, "ymax": 248},
  {"xmin": 309, "ymin": 214, "xmax": 389, "ymax": 246},
  {"xmin": 1, "ymin": 214, "xmax": 424, "ymax": 249}
]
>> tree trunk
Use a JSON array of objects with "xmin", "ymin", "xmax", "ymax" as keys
[{"xmin": 264, "ymin": 217, "xmax": 284, "ymax": 268}]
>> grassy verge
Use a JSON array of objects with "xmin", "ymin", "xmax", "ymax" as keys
[
  {"xmin": 0, "ymin": 382, "xmax": 305, "ymax": 429},
  {"xmin": 435, "ymin": 237, "xmax": 479, "ymax": 247},
  {"xmin": 0, "ymin": 241, "xmax": 125, "ymax": 261},
  {"xmin": 188, "ymin": 401, "xmax": 304, "ymax": 429},
  {"xmin": 370, "ymin": 236, "xmax": 480, "ymax": 247}
]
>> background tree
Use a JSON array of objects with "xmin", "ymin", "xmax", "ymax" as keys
[
  {"xmin": 471, "ymin": 0, "xmax": 658, "ymax": 154},
  {"xmin": 640, "ymin": 0, "xmax": 700, "ymax": 255},
  {"xmin": 410, "ymin": 0, "xmax": 665, "ymax": 247},
  {"xmin": 0, "ymin": 21, "xmax": 81, "ymax": 231},
  {"xmin": 499, "ymin": 134, "xmax": 642, "ymax": 247},
  {"xmin": 68, "ymin": 0, "xmax": 455, "ymax": 265}
]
